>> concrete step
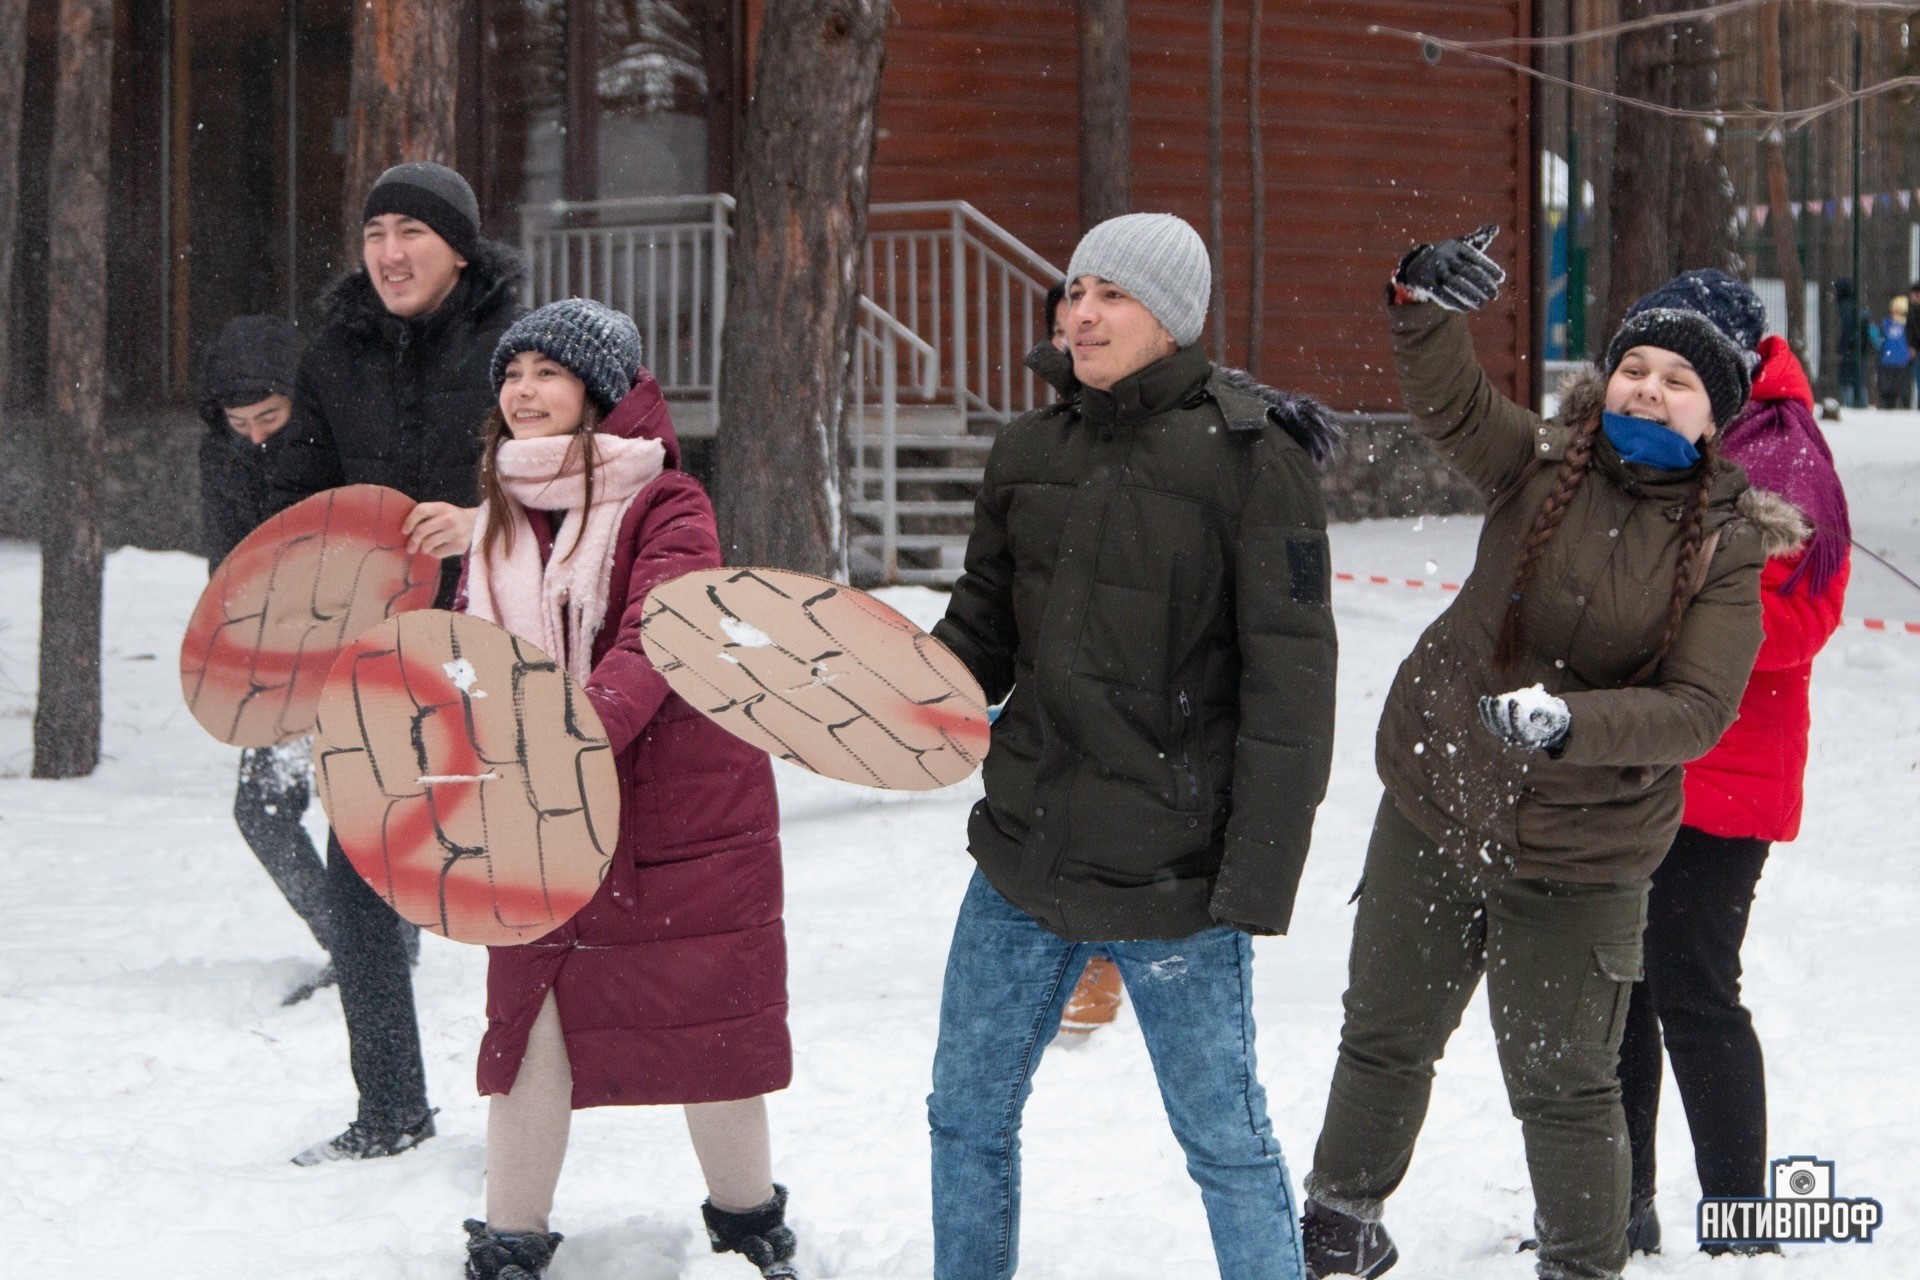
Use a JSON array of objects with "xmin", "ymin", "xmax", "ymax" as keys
[
  {"xmin": 859, "ymin": 466, "xmax": 985, "ymax": 486},
  {"xmin": 852, "ymin": 533, "xmax": 971, "ymax": 553},
  {"xmin": 855, "ymin": 432, "xmax": 995, "ymax": 451},
  {"xmin": 849, "ymin": 499, "xmax": 977, "ymax": 518}
]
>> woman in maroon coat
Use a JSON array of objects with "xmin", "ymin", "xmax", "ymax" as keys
[
  {"xmin": 454, "ymin": 299, "xmax": 800, "ymax": 1280},
  {"xmin": 1614, "ymin": 332, "xmax": 1851, "ymax": 1258}
]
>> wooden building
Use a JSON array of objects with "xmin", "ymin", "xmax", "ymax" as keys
[{"xmin": 6, "ymin": 1, "xmax": 1536, "ymax": 418}]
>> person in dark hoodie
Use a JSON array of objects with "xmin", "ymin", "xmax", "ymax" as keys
[
  {"xmin": 269, "ymin": 161, "xmax": 527, "ymax": 1166},
  {"xmin": 198, "ymin": 315, "xmax": 335, "ymax": 1001}
]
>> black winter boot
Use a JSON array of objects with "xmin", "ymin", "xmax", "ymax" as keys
[
  {"xmin": 289, "ymin": 1108, "xmax": 436, "ymax": 1166},
  {"xmin": 1626, "ymin": 1196, "xmax": 1662, "ymax": 1255},
  {"xmin": 701, "ymin": 1184, "xmax": 800, "ymax": 1279},
  {"xmin": 1302, "ymin": 1199, "xmax": 1399, "ymax": 1278},
  {"xmin": 463, "ymin": 1220, "xmax": 563, "ymax": 1280}
]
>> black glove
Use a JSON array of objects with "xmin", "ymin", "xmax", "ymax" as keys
[
  {"xmin": 1393, "ymin": 224, "xmax": 1506, "ymax": 312},
  {"xmin": 1477, "ymin": 686, "xmax": 1570, "ymax": 754}
]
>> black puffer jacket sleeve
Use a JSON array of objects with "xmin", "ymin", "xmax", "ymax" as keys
[
  {"xmin": 268, "ymin": 351, "xmax": 347, "ymax": 516},
  {"xmin": 931, "ymin": 424, "xmax": 1022, "ymax": 705},
  {"xmin": 1209, "ymin": 436, "xmax": 1338, "ymax": 935}
]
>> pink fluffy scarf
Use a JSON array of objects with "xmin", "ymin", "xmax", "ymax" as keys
[{"xmin": 464, "ymin": 432, "xmax": 665, "ymax": 681}]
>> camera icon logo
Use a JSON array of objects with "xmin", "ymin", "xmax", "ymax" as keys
[{"xmin": 1772, "ymin": 1156, "xmax": 1834, "ymax": 1201}]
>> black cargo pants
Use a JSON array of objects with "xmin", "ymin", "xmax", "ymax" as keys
[{"xmin": 1305, "ymin": 796, "xmax": 1649, "ymax": 1280}]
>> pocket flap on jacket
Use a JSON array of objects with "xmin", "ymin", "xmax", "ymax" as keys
[{"xmin": 1593, "ymin": 942, "xmax": 1644, "ymax": 983}]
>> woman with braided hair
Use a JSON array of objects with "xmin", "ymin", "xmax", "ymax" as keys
[{"xmin": 1297, "ymin": 242, "xmax": 1767, "ymax": 1280}]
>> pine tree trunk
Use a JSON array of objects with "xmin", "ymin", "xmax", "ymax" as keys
[
  {"xmin": 1079, "ymin": 0, "xmax": 1129, "ymax": 230},
  {"xmin": 1607, "ymin": 0, "xmax": 1738, "ymax": 337},
  {"xmin": 713, "ymin": 0, "xmax": 890, "ymax": 576},
  {"xmin": 1759, "ymin": 0, "xmax": 1806, "ymax": 356},
  {"xmin": 32, "ymin": 0, "xmax": 113, "ymax": 780},
  {"xmin": 0, "ymin": 0, "xmax": 27, "ymax": 430},
  {"xmin": 342, "ymin": 0, "xmax": 462, "ymax": 252}
]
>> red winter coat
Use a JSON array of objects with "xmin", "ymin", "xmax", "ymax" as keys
[
  {"xmin": 460, "ymin": 372, "xmax": 789, "ymax": 1108},
  {"xmin": 1682, "ymin": 347, "xmax": 1849, "ymax": 845}
]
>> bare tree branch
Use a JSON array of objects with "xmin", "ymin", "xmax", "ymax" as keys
[{"xmin": 1370, "ymin": 16, "xmax": 1920, "ymax": 132}]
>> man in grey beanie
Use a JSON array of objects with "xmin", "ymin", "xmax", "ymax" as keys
[
  {"xmin": 925, "ymin": 212, "xmax": 1340, "ymax": 1278},
  {"xmin": 269, "ymin": 160, "xmax": 527, "ymax": 1167}
]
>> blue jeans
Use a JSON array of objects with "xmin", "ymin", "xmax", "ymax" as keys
[{"xmin": 928, "ymin": 869, "xmax": 1304, "ymax": 1279}]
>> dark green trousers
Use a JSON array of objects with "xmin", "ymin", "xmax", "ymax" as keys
[{"xmin": 1306, "ymin": 797, "xmax": 1648, "ymax": 1280}]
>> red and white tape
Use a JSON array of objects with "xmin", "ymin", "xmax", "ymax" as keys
[{"xmin": 1332, "ymin": 571, "xmax": 1920, "ymax": 636}]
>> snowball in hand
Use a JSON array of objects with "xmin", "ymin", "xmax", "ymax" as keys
[{"xmin": 1477, "ymin": 684, "xmax": 1571, "ymax": 753}]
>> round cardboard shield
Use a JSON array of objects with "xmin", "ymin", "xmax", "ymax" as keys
[
  {"xmin": 179, "ymin": 485, "xmax": 440, "ymax": 747},
  {"xmin": 640, "ymin": 567, "xmax": 990, "ymax": 790},
  {"xmin": 311, "ymin": 610, "xmax": 620, "ymax": 945}
]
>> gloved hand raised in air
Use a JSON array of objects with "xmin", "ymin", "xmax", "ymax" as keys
[
  {"xmin": 1477, "ymin": 685, "xmax": 1570, "ymax": 755},
  {"xmin": 1392, "ymin": 223, "xmax": 1506, "ymax": 313}
]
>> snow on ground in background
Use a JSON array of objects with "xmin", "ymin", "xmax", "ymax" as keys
[{"xmin": 0, "ymin": 536, "xmax": 1913, "ymax": 1279}]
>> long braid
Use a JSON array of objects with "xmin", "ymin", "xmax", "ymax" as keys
[
  {"xmin": 1493, "ymin": 411, "xmax": 1605, "ymax": 671},
  {"xmin": 1631, "ymin": 434, "xmax": 1718, "ymax": 683}
]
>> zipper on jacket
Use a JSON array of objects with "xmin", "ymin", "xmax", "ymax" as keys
[{"xmin": 1177, "ymin": 690, "xmax": 1204, "ymax": 810}]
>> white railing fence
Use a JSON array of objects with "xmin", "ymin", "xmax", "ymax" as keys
[
  {"xmin": 520, "ymin": 194, "xmax": 732, "ymax": 404},
  {"xmin": 852, "ymin": 297, "xmax": 941, "ymax": 582},
  {"xmin": 865, "ymin": 201, "xmax": 1061, "ymax": 424},
  {"xmin": 520, "ymin": 195, "xmax": 1063, "ymax": 585}
]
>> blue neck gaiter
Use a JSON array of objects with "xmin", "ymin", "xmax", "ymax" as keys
[{"xmin": 1603, "ymin": 411, "xmax": 1701, "ymax": 471}]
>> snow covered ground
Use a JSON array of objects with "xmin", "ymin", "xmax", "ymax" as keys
[{"xmin": 0, "ymin": 408, "xmax": 1914, "ymax": 1278}]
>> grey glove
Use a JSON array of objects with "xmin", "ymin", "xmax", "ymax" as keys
[
  {"xmin": 1393, "ymin": 224, "xmax": 1506, "ymax": 312},
  {"xmin": 1478, "ymin": 685, "xmax": 1570, "ymax": 754}
]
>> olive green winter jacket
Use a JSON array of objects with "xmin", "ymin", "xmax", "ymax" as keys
[
  {"xmin": 1377, "ymin": 302, "xmax": 1765, "ymax": 883},
  {"xmin": 933, "ymin": 343, "xmax": 1337, "ymax": 941}
]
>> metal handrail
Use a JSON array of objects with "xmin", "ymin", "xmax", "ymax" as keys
[
  {"xmin": 871, "ymin": 199, "xmax": 1061, "ymax": 283},
  {"xmin": 858, "ymin": 296, "xmax": 939, "ymax": 399}
]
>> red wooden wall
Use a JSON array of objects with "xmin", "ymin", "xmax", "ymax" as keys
[{"xmin": 865, "ymin": 0, "xmax": 1536, "ymax": 413}]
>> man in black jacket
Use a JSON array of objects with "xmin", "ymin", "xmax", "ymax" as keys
[
  {"xmin": 269, "ymin": 161, "xmax": 526, "ymax": 1165},
  {"xmin": 198, "ymin": 316, "xmax": 335, "ymax": 998},
  {"xmin": 926, "ymin": 214, "xmax": 1339, "ymax": 1278}
]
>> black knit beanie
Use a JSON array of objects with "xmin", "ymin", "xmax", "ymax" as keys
[
  {"xmin": 1605, "ymin": 269, "xmax": 1763, "ymax": 427},
  {"xmin": 361, "ymin": 162, "xmax": 482, "ymax": 262}
]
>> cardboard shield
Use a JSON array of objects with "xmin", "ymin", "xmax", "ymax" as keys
[
  {"xmin": 311, "ymin": 610, "xmax": 620, "ymax": 945},
  {"xmin": 179, "ymin": 485, "xmax": 440, "ymax": 747},
  {"xmin": 640, "ymin": 567, "xmax": 990, "ymax": 790}
]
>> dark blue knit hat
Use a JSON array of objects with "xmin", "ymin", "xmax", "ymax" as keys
[
  {"xmin": 491, "ymin": 298, "xmax": 644, "ymax": 413},
  {"xmin": 1605, "ymin": 270, "xmax": 1763, "ymax": 427}
]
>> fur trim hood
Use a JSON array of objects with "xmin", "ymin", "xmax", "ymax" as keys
[
  {"xmin": 316, "ymin": 238, "xmax": 526, "ymax": 341},
  {"xmin": 1021, "ymin": 343, "xmax": 1341, "ymax": 467},
  {"xmin": 1554, "ymin": 364, "xmax": 1609, "ymax": 431},
  {"xmin": 1215, "ymin": 366, "xmax": 1344, "ymax": 466},
  {"xmin": 1737, "ymin": 485, "xmax": 1813, "ymax": 559}
]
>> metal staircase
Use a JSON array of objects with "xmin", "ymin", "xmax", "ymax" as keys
[{"xmin": 520, "ymin": 195, "xmax": 1060, "ymax": 586}]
